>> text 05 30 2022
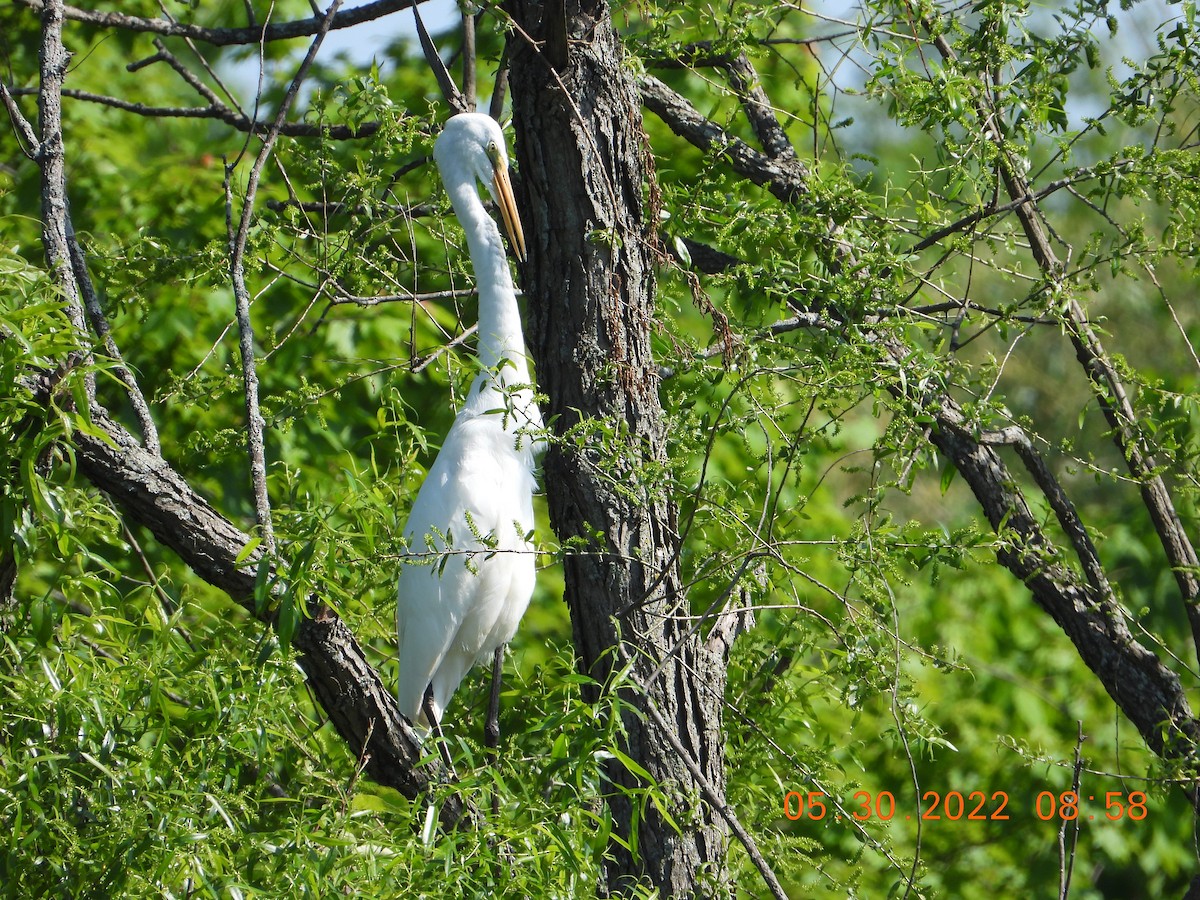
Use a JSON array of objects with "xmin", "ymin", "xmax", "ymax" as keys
[{"xmin": 782, "ymin": 789, "xmax": 1148, "ymax": 823}]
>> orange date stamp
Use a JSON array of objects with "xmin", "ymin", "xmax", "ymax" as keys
[{"xmin": 782, "ymin": 789, "xmax": 1148, "ymax": 823}]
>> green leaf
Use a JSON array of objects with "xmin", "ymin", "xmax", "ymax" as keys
[
  {"xmin": 609, "ymin": 746, "xmax": 653, "ymax": 781},
  {"xmin": 276, "ymin": 590, "xmax": 299, "ymax": 647},
  {"xmin": 939, "ymin": 461, "xmax": 957, "ymax": 494},
  {"xmin": 235, "ymin": 537, "xmax": 262, "ymax": 566}
]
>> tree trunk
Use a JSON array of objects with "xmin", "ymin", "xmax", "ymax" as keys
[{"xmin": 507, "ymin": 1, "xmax": 730, "ymax": 894}]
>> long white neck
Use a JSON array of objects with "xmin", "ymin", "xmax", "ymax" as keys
[{"xmin": 443, "ymin": 176, "xmax": 538, "ymax": 427}]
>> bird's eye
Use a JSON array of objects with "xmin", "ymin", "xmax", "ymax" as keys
[{"xmin": 486, "ymin": 140, "xmax": 500, "ymax": 162}]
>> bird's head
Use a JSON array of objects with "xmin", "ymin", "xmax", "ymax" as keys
[{"xmin": 433, "ymin": 113, "xmax": 527, "ymax": 262}]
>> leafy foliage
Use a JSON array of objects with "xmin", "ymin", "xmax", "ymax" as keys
[{"xmin": 2, "ymin": 0, "xmax": 1199, "ymax": 896}]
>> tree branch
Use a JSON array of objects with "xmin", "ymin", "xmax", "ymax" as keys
[
  {"xmin": 34, "ymin": 0, "xmax": 91, "ymax": 385},
  {"xmin": 13, "ymin": 0, "xmax": 415, "ymax": 47},
  {"xmin": 981, "ymin": 426, "xmax": 1112, "ymax": 599},
  {"xmin": 7, "ymin": 84, "xmax": 379, "ymax": 138},
  {"xmin": 641, "ymin": 74, "xmax": 811, "ymax": 203},
  {"xmin": 411, "ymin": 0, "xmax": 467, "ymax": 113},
  {"xmin": 654, "ymin": 45, "xmax": 798, "ymax": 162},
  {"xmin": 922, "ymin": 20, "xmax": 1200, "ymax": 665},
  {"xmin": 640, "ymin": 67, "xmax": 1200, "ymax": 788},
  {"xmin": 66, "ymin": 210, "xmax": 161, "ymax": 454},
  {"xmin": 925, "ymin": 391, "xmax": 1200, "ymax": 766},
  {"xmin": 54, "ymin": 389, "xmax": 473, "ymax": 826},
  {"xmin": 6, "ymin": 53, "xmax": 160, "ymax": 452},
  {"xmin": 0, "ymin": 81, "xmax": 41, "ymax": 155},
  {"xmin": 461, "ymin": 10, "xmax": 476, "ymax": 112}
]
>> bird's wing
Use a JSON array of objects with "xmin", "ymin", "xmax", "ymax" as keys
[
  {"xmin": 428, "ymin": 541, "xmax": 535, "ymax": 716},
  {"xmin": 396, "ymin": 417, "xmax": 538, "ymax": 721},
  {"xmin": 454, "ymin": 543, "xmax": 536, "ymax": 661}
]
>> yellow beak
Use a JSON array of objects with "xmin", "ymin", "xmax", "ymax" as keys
[{"xmin": 492, "ymin": 162, "xmax": 527, "ymax": 263}]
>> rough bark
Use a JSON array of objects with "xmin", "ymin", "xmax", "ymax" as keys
[{"xmin": 507, "ymin": 1, "xmax": 730, "ymax": 894}]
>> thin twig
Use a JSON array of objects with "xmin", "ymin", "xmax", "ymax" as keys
[
  {"xmin": 65, "ymin": 213, "xmax": 161, "ymax": 453},
  {"xmin": 121, "ymin": 520, "xmax": 196, "ymax": 649},
  {"xmin": 343, "ymin": 716, "xmax": 375, "ymax": 815},
  {"xmin": 0, "ymin": 82, "xmax": 42, "ymax": 155},
  {"xmin": 265, "ymin": 198, "xmax": 434, "ymax": 217},
  {"xmin": 488, "ymin": 42, "xmax": 510, "ymax": 122},
  {"xmin": 327, "ymin": 287, "xmax": 479, "ymax": 307},
  {"xmin": 225, "ymin": 0, "xmax": 344, "ymax": 553},
  {"xmin": 1059, "ymin": 723, "xmax": 1086, "ymax": 900},
  {"xmin": 145, "ymin": 37, "xmax": 222, "ymax": 105},
  {"xmin": 7, "ymin": 85, "xmax": 379, "ymax": 139},
  {"xmin": 223, "ymin": 168, "xmax": 276, "ymax": 550},
  {"xmin": 632, "ymin": 672, "xmax": 789, "ymax": 900}
]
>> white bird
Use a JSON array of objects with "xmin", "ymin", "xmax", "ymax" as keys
[{"xmin": 396, "ymin": 113, "xmax": 542, "ymax": 729}]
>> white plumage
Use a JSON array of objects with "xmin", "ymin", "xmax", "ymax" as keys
[{"xmin": 396, "ymin": 113, "xmax": 542, "ymax": 725}]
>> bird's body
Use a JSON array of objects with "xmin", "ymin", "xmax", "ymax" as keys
[{"xmin": 396, "ymin": 113, "xmax": 541, "ymax": 725}]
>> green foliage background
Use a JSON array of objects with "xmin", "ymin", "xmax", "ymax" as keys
[{"xmin": 2, "ymin": 0, "xmax": 1199, "ymax": 896}]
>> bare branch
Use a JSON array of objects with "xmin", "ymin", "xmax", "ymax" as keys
[
  {"xmin": 924, "ymin": 384, "xmax": 1200, "ymax": 769},
  {"xmin": 487, "ymin": 41, "xmax": 510, "ymax": 122},
  {"xmin": 0, "ymin": 82, "xmax": 41, "ymax": 157},
  {"xmin": 412, "ymin": 0, "xmax": 467, "ymax": 113},
  {"xmin": 653, "ymin": 46, "xmax": 798, "ymax": 161},
  {"xmin": 144, "ymin": 36, "xmax": 225, "ymax": 107},
  {"xmin": 18, "ymin": 19, "xmax": 161, "ymax": 451},
  {"xmin": 462, "ymin": 10, "xmax": 476, "ymax": 112},
  {"xmin": 1058, "ymin": 723, "xmax": 1086, "ymax": 899},
  {"xmin": 265, "ymin": 198, "xmax": 435, "ymax": 217},
  {"xmin": 34, "ymin": 0, "xmax": 92, "ymax": 392},
  {"xmin": 637, "ymin": 678, "xmax": 787, "ymax": 900},
  {"xmin": 981, "ymin": 426, "xmax": 1112, "ymax": 599},
  {"xmin": 328, "ymin": 288, "xmax": 479, "ymax": 307},
  {"xmin": 66, "ymin": 213, "xmax": 161, "ymax": 454},
  {"xmin": 7, "ymin": 85, "xmax": 380, "ymax": 139},
  {"xmin": 641, "ymin": 74, "xmax": 810, "ymax": 202},
  {"xmin": 14, "ymin": 0, "xmax": 415, "ymax": 47}
]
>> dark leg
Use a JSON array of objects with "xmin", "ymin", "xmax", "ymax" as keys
[
  {"xmin": 485, "ymin": 645, "xmax": 504, "ymax": 818},
  {"xmin": 485, "ymin": 645, "xmax": 504, "ymax": 752},
  {"xmin": 422, "ymin": 684, "xmax": 457, "ymax": 777}
]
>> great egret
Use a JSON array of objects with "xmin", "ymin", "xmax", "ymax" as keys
[{"xmin": 396, "ymin": 113, "xmax": 542, "ymax": 732}]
